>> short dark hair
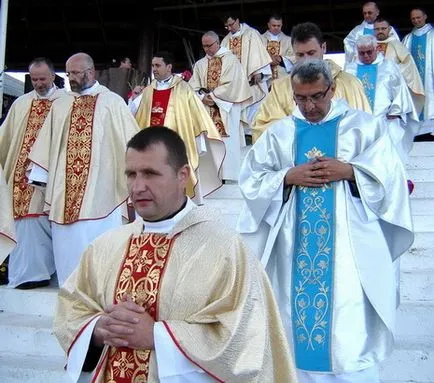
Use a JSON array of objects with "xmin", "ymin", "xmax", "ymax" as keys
[
  {"xmin": 127, "ymin": 126, "xmax": 188, "ymax": 172},
  {"xmin": 374, "ymin": 16, "xmax": 389, "ymax": 24},
  {"xmin": 153, "ymin": 51, "xmax": 174, "ymax": 65},
  {"xmin": 291, "ymin": 22, "xmax": 324, "ymax": 45},
  {"xmin": 411, "ymin": 7, "xmax": 426, "ymax": 15},
  {"xmin": 29, "ymin": 57, "xmax": 55, "ymax": 74},
  {"xmin": 269, "ymin": 14, "xmax": 283, "ymax": 22},
  {"xmin": 222, "ymin": 14, "xmax": 239, "ymax": 23}
]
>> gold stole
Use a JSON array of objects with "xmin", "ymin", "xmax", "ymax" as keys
[
  {"xmin": 229, "ymin": 37, "xmax": 242, "ymax": 62},
  {"xmin": 267, "ymin": 40, "xmax": 281, "ymax": 79},
  {"xmin": 377, "ymin": 42, "xmax": 388, "ymax": 56},
  {"xmin": 13, "ymin": 99, "xmax": 53, "ymax": 218},
  {"xmin": 104, "ymin": 233, "xmax": 175, "ymax": 382},
  {"xmin": 64, "ymin": 95, "xmax": 97, "ymax": 224},
  {"xmin": 207, "ymin": 57, "xmax": 227, "ymax": 137}
]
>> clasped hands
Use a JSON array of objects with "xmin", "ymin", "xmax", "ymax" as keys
[
  {"xmin": 284, "ymin": 157, "xmax": 354, "ymax": 188},
  {"xmin": 92, "ymin": 295, "xmax": 155, "ymax": 350},
  {"xmin": 202, "ymin": 94, "xmax": 215, "ymax": 107}
]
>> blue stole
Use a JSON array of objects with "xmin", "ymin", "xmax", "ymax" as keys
[
  {"xmin": 292, "ymin": 115, "xmax": 339, "ymax": 372},
  {"xmin": 363, "ymin": 27, "xmax": 375, "ymax": 36},
  {"xmin": 356, "ymin": 63, "xmax": 378, "ymax": 111},
  {"xmin": 411, "ymin": 33, "xmax": 427, "ymax": 119}
]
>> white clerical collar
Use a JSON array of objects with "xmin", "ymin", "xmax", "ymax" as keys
[
  {"xmin": 293, "ymin": 99, "xmax": 349, "ymax": 125},
  {"xmin": 267, "ymin": 32, "xmax": 280, "ymax": 41},
  {"xmin": 142, "ymin": 198, "xmax": 195, "ymax": 234},
  {"xmin": 207, "ymin": 46, "xmax": 229, "ymax": 59},
  {"xmin": 361, "ymin": 20, "xmax": 374, "ymax": 29},
  {"xmin": 155, "ymin": 75, "xmax": 173, "ymax": 90},
  {"xmin": 36, "ymin": 84, "xmax": 57, "ymax": 99},
  {"xmin": 413, "ymin": 23, "xmax": 433, "ymax": 36},
  {"xmin": 77, "ymin": 81, "xmax": 99, "ymax": 96},
  {"xmin": 231, "ymin": 23, "xmax": 244, "ymax": 37}
]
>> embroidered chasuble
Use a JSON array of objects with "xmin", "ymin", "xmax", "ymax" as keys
[
  {"xmin": 64, "ymin": 95, "xmax": 97, "ymax": 224},
  {"xmin": 411, "ymin": 33, "xmax": 427, "ymax": 82},
  {"xmin": 105, "ymin": 233, "xmax": 175, "ymax": 382},
  {"xmin": 206, "ymin": 57, "xmax": 227, "ymax": 136},
  {"xmin": 292, "ymin": 116, "xmax": 340, "ymax": 372},
  {"xmin": 356, "ymin": 64, "xmax": 378, "ymax": 111},
  {"xmin": 229, "ymin": 37, "xmax": 242, "ymax": 61},
  {"xmin": 12, "ymin": 99, "xmax": 52, "ymax": 219},
  {"xmin": 363, "ymin": 27, "xmax": 375, "ymax": 36},
  {"xmin": 377, "ymin": 43, "xmax": 388, "ymax": 56},
  {"xmin": 150, "ymin": 89, "xmax": 172, "ymax": 126},
  {"xmin": 266, "ymin": 40, "xmax": 281, "ymax": 80}
]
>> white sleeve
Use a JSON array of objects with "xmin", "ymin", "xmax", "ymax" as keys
[
  {"xmin": 195, "ymin": 134, "xmax": 207, "ymax": 156},
  {"xmin": 154, "ymin": 322, "xmax": 215, "ymax": 382},
  {"xmin": 67, "ymin": 316, "xmax": 102, "ymax": 383},
  {"xmin": 27, "ymin": 163, "xmax": 48, "ymax": 184}
]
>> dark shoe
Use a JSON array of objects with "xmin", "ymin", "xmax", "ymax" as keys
[
  {"xmin": 0, "ymin": 257, "xmax": 9, "ymax": 285},
  {"xmin": 16, "ymin": 279, "xmax": 50, "ymax": 290}
]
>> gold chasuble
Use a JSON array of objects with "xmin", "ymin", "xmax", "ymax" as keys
[
  {"xmin": 267, "ymin": 40, "xmax": 281, "ymax": 79},
  {"xmin": 206, "ymin": 57, "xmax": 227, "ymax": 136},
  {"xmin": 12, "ymin": 99, "xmax": 52, "ymax": 218},
  {"xmin": 0, "ymin": 166, "xmax": 16, "ymax": 265},
  {"xmin": 252, "ymin": 59, "xmax": 372, "ymax": 142},
  {"xmin": 64, "ymin": 96, "xmax": 97, "ymax": 224},
  {"xmin": 105, "ymin": 234, "xmax": 175, "ymax": 382},
  {"xmin": 54, "ymin": 207, "xmax": 297, "ymax": 382}
]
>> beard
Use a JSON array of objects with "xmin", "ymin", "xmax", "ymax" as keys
[{"xmin": 69, "ymin": 80, "xmax": 82, "ymax": 92}]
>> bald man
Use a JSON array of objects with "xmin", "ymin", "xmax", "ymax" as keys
[{"xmin": 29, "ymin": 52, "xmax": 140, "ymax": 286}]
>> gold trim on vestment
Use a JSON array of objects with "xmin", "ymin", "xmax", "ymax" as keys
[
  {"xmin": 64, "ymin": 95, "xmax": 97, "ymax": 224},
  {"xmin": 12, "ymin": 99, "xmax": 53, "ymax": 218},
  {"xmin": 267, "ymin": 40, "xmax": 281, "ymax": 79},
  {"xmin": 230, "ymin": 37, "xmax": 242, "ymax": 62},
  {"xmin": 207, "ymin": 57, "xmax": 227, "ymax": 136},
  {"xmin": 104, "ymin": 233, "xmax": 175, "ymax": 383}
]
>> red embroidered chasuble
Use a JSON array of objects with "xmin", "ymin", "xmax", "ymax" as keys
[
  {"xmin": 104, "ymin": 233, "xmax": 175, "ymax": 382},
  {"xmin": 150, "ymin": 89, "xmax": 172, "ymax": 126},
  {"xmin": 267, "ymin": 40, "xmax": 281, "ymax": 80},
  {"xmin": 229, "ymin": 37, "xmax": 242, "ymax": 62},
  {"xmin": 64, "ymin": 95, "xmax": 97, "ymax": 224},
  {"xmin": 12, "ymin": 99, "xmax": 53, "ymax": 218},
  {"xmin": 207, "ymin": 57, "xmax": 227, "ymax": 137},
  {"xmin": 377, "ymin": 43, "xmax": 388, "ymax": 56}
]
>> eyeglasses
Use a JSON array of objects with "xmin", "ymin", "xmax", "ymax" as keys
[
  {"xmin": 66, "ymin": 68, "xmax": 91, "ymax": 77},
  {"xmin": 224, "ymin": 20, "xmax": 238, "ymax": 29},
  {"xmin": 358, "ymin": 49, "xmax": 375, "ymax": 56},
  {"xmin": 293, "ymin": 84, "xmax": 331, "ymax": 104},
  {"xmin": 202, "ymin": 40, "xmax": 218, "ymax": 49}
]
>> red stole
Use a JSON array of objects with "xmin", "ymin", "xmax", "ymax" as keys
[
  {"xmin": 64, "ymin": 95, "xmax": 97, "ymax": 224},
  {"xmin": 104, "ymin": 233, "xmax": 175, "ymax": 382},
  {"xmin": 13, "ymin": 99, "xmax": 53, "ymax": 218},
  {"xmin": 150, "ymin": 89, "xmax": 172, "ymax": 126}
]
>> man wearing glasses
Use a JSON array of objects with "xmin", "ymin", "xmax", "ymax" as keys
[
  {"xmin": 189, "ymin": 31, "xmax": 252, "ymax": 181},
  {"xmin": 237, "ymin": 59, "xmax": 414, "ymax": 383},
  {"xmin": 28, "ymin": 52, "xmax": 140, "ymax": 286},
  {"xmin": 252, "ymin": 22, "xmax": 370, "ymax": 143},
  {"xmin": 221, "ymin": 14, "xmax": 272, "ymax": 127},
  {"xmin": 345, "ymin": 34, "xmax": 419, "ymax": 162}
]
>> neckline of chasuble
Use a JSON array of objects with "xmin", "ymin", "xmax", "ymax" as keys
[
  {"xmin": 206, "ymin": 56, "xmax": 228, "ymax": 137},
  {"xmin": 64, "ymin": 95, "xmax": 98, "ymax": 224},
  {"xmin": 104, "ymin": 233, "xmax": 176, "ymax": 383},
  {"xmin": 13, "ymin": 99, "xmax": 53, "ymax": 218}
]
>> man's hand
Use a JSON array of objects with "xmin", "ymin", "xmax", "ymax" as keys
[
  {"xmin": 202, "ymin": 94, "xmax": 215, "ymax": 107},
  {"xmin": 92, "ymin": 295, "xmax": 155, "ymax": 350},
  {"xmin": 313, "ymin": 157, "xmax": 354, "ymax": 182},
  {"xmin": 251, "ymin": 73, "xmax": 263, "ymax": 85},
  {"xmin": 271, "ymin": 55, "xmax": 282, "ymax": 66}
]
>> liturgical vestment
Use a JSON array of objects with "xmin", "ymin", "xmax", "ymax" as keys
[
  {"xmin": 54, "ymin": 201, "xmax": 297, "ymax": 382},
  {"xmin": 0, "ymin": 165, "xmax": 15, "ymax": 265}
]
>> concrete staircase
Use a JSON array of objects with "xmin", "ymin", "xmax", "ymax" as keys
[{"xmin": 0, "ymin": 142, "xmax": 433, "ymax": 382}]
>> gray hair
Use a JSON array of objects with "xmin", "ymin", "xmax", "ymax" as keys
[
  {"xmin": 203, "ymin": 31, "xmax": 220, "ymax": 43},
  {"xmin": 356, "ymin": 35, "xmax": 377, "ymax": 48},
  {"xmin": 290, "ymin": 59, "xmax": 333, "ymax": 87}
]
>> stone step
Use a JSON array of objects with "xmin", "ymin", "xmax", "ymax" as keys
[
  {"xmin": 407, "ymin": 169, "xmax": 434, "ymax": 183},
  {"xmin": 407, "ymin": 156, "xmax": 434, "ymax": 171},
  {"xmin": 0, "ymin": 285, "xmax": 58, "ymax": 317},
  {"xmin": 380, "ymin": 339, "xmax": 434, "ymax": 383},
  {"xmin": 0, "ymin": 312, "xmax": 63, "ymax": 357},
  {"xmin": 411, "ymin": 182, "xmax": 434, "ymax": 199},
  {"xmin": 0, "ymin": 354, "xmax": 70, "ymax": 383},
  {"xmin": 206, "ymin": 183, "xmax": 242, "ymax": 200},
  {"xmin": 401, "ymin": 231, "xmax": 434, "ymax": 272},
  {"xmin": 401, "ymin": 269, "xmax": 434, "ymax": 302},
  {"xmin": 411, "ymin": 198, "xmax": 434, "ymax": 215},
  {"xmin": 410, "ymin": 142, "xmax": 434, "ymax": 157},
  {"xmin": 395, "ymin": 302, "xmax": 434, "ymax": 342}
]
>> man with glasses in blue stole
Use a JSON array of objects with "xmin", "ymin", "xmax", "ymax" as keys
[{"xmin": 237, "ymin": 59, "xmax": 414, "ymax": 383}]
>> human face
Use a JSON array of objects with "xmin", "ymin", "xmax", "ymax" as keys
[
  {"xmin": 125, "ymin": 144, "xmax": 189, "ymax": 221},
  {"xmin": 410, "ymin": 9, "xmax": 427, "ymax": 28},
  {"xmin": 293, "ymin": 38, "xmax": 326, "ymax": 62},
  {"xmin": 363, "ymin": 3, "xmax": 379, "ymax": 24},
  {"xmin": 224, "ymin": 18, "xmax": 240, "ymax": 34},
  {"xmin": 374, "ymin": 21, "xmax": 391, "ymax": 41},
  {"xmin": 202, "ymin": 35, "xmax": 219, "ymax": 57},
  {"xmin": 357, "ymin": 45, "xmax": 377, "ymax": 64},
  {"xmin": 268, "ymin": 18, "xmax": 282, "ymax": 36},
  {"xmin": 152, "ymin": 57, "xmax": 172, "ymax": 81},
  {"xmin": 292, "ymin": 76, "xmax": 335, "ymax": 123},
  {"xmin": 29, "ymin": 63, "xmax": 55, "ymax": 96},
  {"xmin": 66, "ymin": 57, "xmax": 94, "ymax": 93}
]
